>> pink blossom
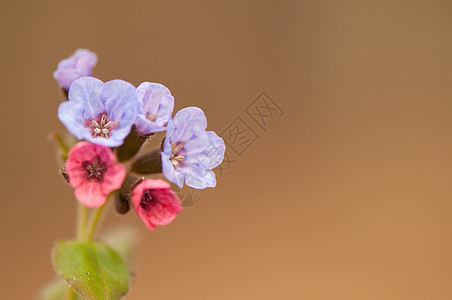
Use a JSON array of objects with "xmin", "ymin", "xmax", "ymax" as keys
[
  {"xmin": 66, "ymin": 142, "xmax": 126, "ymax": 208},
  {"xmin": 131, "ymin": 179, "xmax": 182, "ymax": 230}
]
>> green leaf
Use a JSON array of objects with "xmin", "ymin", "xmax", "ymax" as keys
[
  {"xmin": 38, "ymin": 278, "xmax": 85, "ymax": 300},
  {"xmin": 52, "ymin": 240, "xmax": 129, "ymax": 300}
]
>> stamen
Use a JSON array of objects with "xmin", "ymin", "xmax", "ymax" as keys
[
  {"xmin": 90, "ymin": 114, "xmax": 114, "ymax": 138},
  {"xmin": 101, "ymin": 115, "xmax": 107, "ymax": 125},
  {"xmin": 141, "ymin": 189, "xmax": 157, "ymax": 210},
  {"xmin": 92, "ymin": 128, "xmax": 101, "ymax": 137},
  {"xmin": 83, "ymin": 156, "xmax": 107, "ymax": 181},
  {"xmin": 146, "ymin": 114, "xmax": 156, "ymax": 122},
  {"xmin": 169, "ymin": 143, "xmax": 184, "ymax": 167}
]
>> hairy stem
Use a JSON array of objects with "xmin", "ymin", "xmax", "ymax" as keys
[
  {"xmin": 77, "ymin": 203, "xmax": 88, "ymax": 241},
  {"xmin": 86, "ymin": 202, "xmax": 107, "ymax": 241}
]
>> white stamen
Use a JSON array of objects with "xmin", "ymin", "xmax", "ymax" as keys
[
  {"xmin": 169, "ymin": 143, "xmax": 184, "ymax": 167},
  {"xmin": 91, "ymin": 114, "xmax": 113, "ymax": 138}
]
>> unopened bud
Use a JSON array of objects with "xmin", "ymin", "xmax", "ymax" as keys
[
  {"xmin": 116, "ymin": 125, "xmax": 153, "ymax": 162},
  {"xmin": 115, "ymin": 175, "xmax": 144, "ymax": 214},
  {"xmin": 130, "ymin": 149, "xmax": 162, "ymax": 174}
]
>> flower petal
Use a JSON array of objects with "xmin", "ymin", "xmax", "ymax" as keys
[
  {"xmin": 169, "ymin": 107, "xmax": 207, "ymax": 143},
  {"xmin": 161, "ymin": 151, "xmax": 186, "ymax": 188},
  {"xmin": 53, "ymin": 49, "xmax": 98, "ymax": 90},
  {"xmin": 101, "ymin": 79, "xmax": 139, "ymax": 122},
  {"xmin": 74, "ymin": 181, "xmax": 106, "ymax": 208},
  {"xmin": 58, "ymin": 101, "xmax": 89, "ymax": 141},
  {"xmin": 101, "ymin": 163, "xmax": 126, "ymax": 195},
  {"xmin": 184, "ymin": 131, "xmax": 225, "ymax": 169},
  {"xmin": 135, "ymin": 82, "xmax": 174, "ymax": 134},
  {"xmin": 68, "ymin": 77, "xmax": 104, "ymax": 120},
  {"xmin": 134, "ymin": 205, "xmax": 156, "ymax": 230},
  {"xmin": 182, "ymin": 164, "xmax": 217, "ymax": 189}
]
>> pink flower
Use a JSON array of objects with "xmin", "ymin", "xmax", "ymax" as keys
[
  {"xmin": 66, "ymin": 142, "xmax": 126, "ymax": 208},
  {"xmin": 131, "ymin": 179, "xmax": 182, "ymax": 230}
]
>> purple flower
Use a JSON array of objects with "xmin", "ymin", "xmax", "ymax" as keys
[
  {"xmin": 58, "ymin": 77, "xmax": 140, "ymax": 147},
  {"xmin": 53, "ymin": 49, "xmax": 98, "ymax": 90},
  {"xmin": 161, "ymin": 107, "xmax": 225, "ymax": 189},
  {"xmin": 134, "ymin": 82, "xmax": 174, "ymax": 134}
]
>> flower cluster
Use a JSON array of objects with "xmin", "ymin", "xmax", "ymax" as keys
[{"xmin": 54, "ymin": 49, "xmax": 225, "ymax": 230}]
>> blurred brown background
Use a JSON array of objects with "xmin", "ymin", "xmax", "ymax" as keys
[{"xmin": 1, "ymin": 0, "xmax": 452, "ymax": 299}]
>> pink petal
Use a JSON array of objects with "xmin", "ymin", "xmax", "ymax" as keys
[
  {"xmin": 101, "ymin": 163, "xmax": 126, "ymax": 195},
  {"xmin": 75, "ymin": 181, "xmax": 106, "ymax": 208},
  {"xmin": 65, "ymin": 165, "xmax": 87, "ymax": 188},
  {"xmin": 67, "ymin": 142, "xmax": 97, "ymax": 163},
  {"xmin": 134, "ymin": 204, "xmax": 156, "ymax": 231},
  {"xmin": 94, "ymin": 145, "xmax": 116, "ymax": 165}
]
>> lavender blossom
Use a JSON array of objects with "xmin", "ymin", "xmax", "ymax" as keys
[
  {"xmin": 53, "ymin": 49, "xmax": 97, "ymax": 90},
  {"xmin": 134, "ymin": 82, "xmax": 174, "ymax": 134},
  {"xmin": 58, "ymin": 77, "xmax": 139, "ymax": 147},
  {"xmin": 161, "ymin": 107, "xmax": 225, "ymax": 189}
]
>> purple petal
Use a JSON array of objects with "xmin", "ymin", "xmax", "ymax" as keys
[
  {"xmin": 58, "ymin": 101, "xmax": 89, "ymax": 140},
  {"xmin": 101, "ymin": 79, "xmax": 138, "ymax": 122},
  {"xmin": 68, "ymin": 77, "xmax": 104, "ymax": 120},
  {"xmin": 135, "ymin": 82, "xmax": 174, "ymax": 134},
  {"xmin": 182, "ymin": 164, "xmax": 216, "ymax": 189},
  {"xmin": 168, "ymin": 107, "xmax": 207, "ymax": 143},
  {"xmin": 183, "ymin": 131, "xmax": 225, "ymax": 169},
  {"xmin": 53, "ymin": 49, "xmax": 98, "ymax": 90}
]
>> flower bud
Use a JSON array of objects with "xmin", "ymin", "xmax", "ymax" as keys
[
  {"xmin": 130, "ymin": 149, "xmax": 162, "ymax": 174},
  {"xmin": 114, "ymin": 175, "xmax": 144, "ymax": 214},
  {"xmin": 116, "ymin": 125, "xmax": 153, "ymax": 162}
]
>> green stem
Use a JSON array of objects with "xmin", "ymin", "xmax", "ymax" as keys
[
  {"xmin": 86, "ymin": 203, "xmax": 107, "ymax": 241},
  {"xmin": 64, "ymin": 286, "xmax": 77, "ymax": 300},
  {"xmin": 77, "ymin": 203, "xmax": 88, "ymax": 241}
]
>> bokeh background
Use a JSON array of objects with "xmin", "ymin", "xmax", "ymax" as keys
[{"xmin": 1, "ymin": 0, "xmax": 452, "ymax": 299}]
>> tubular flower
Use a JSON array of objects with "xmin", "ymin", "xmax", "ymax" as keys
[
  {"xmin": 134, "ymin": 82, "xmax": 174, "ymax": 134},
  {"xmin": 131, "ymin": 179, "xmax": 182, "ymax": 231},
  {"xmin": 58, "ymin": 76, "xmax": 140, "ymax": 147},
  {"xmin": 161, "ymin": 107, "xmax": 225, "ymax": 189},
  {"xmin": 65, "ymin": 142, "xmax": 126, "ymax": 208},
  {"xmin": 53, "ymin": 49, "xmax": 98, "ymax": 90}
]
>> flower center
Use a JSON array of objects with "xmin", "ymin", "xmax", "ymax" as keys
[
  {"xmin": 82, "ymin": 156, "xmax": 106, "ymax": 181},
  {"xmin": 146, "ymin": 114, "xmax": 156, "ymax": 122},
  {"xmin": 169, "ymin": 143, "xmax": 184, "ymax": 167},
  {"xmin": 141, "ymin": 189, "xmax": 158, "ymax": 210},
  {"xmin": 91, "ymin": 114, "xmax": 114, "ymax": 138}
]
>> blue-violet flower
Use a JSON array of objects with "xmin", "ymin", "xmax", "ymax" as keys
[
  {"xmin": 58, "ymin": 76, "xmax": 139, "ymax": 147},
  {"xmin": 53, "ymin": 49, "xmax": 97, "ymax": 90},
  {"xmin": 134, "ymin": 82, "xmax": 174, "ymax": 134},
  {"xmin": 161, "ymin": 107, "xmax": 225, "ymax": 189}
]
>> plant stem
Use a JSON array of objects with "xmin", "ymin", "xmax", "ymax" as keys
[
  {"xmin": 86, "ymin": 203, "xmax": 107, "ymax": 241},
  {"xmin": 64, "ymin": 286, "xmax": 77, "ymax": 300},
  {"xmin": 77, "ymin": 203, "xmax": 88, "ymax": 241}
]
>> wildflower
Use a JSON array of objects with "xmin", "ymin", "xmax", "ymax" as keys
[
  {"xmin": 58, "ymin": 76, "xmax": 139, "ymax": 147},
  {"xmin": 66, "ymin": 142, "xmax": 126, "ymax": 208},
  {"xmin": 131, "ymin": 179, "xmax": 182, "ymax": 230},
  {"xmin": 134, "ymin": 82, "xmax": 174, "ymax": 134},
  {"xmin": 53, "ymin": 49, "xmax": 98, "ymax": 90},
  {"xmin": 161, "ymin": 107, "xmax": 225, "ymax": 189}
]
